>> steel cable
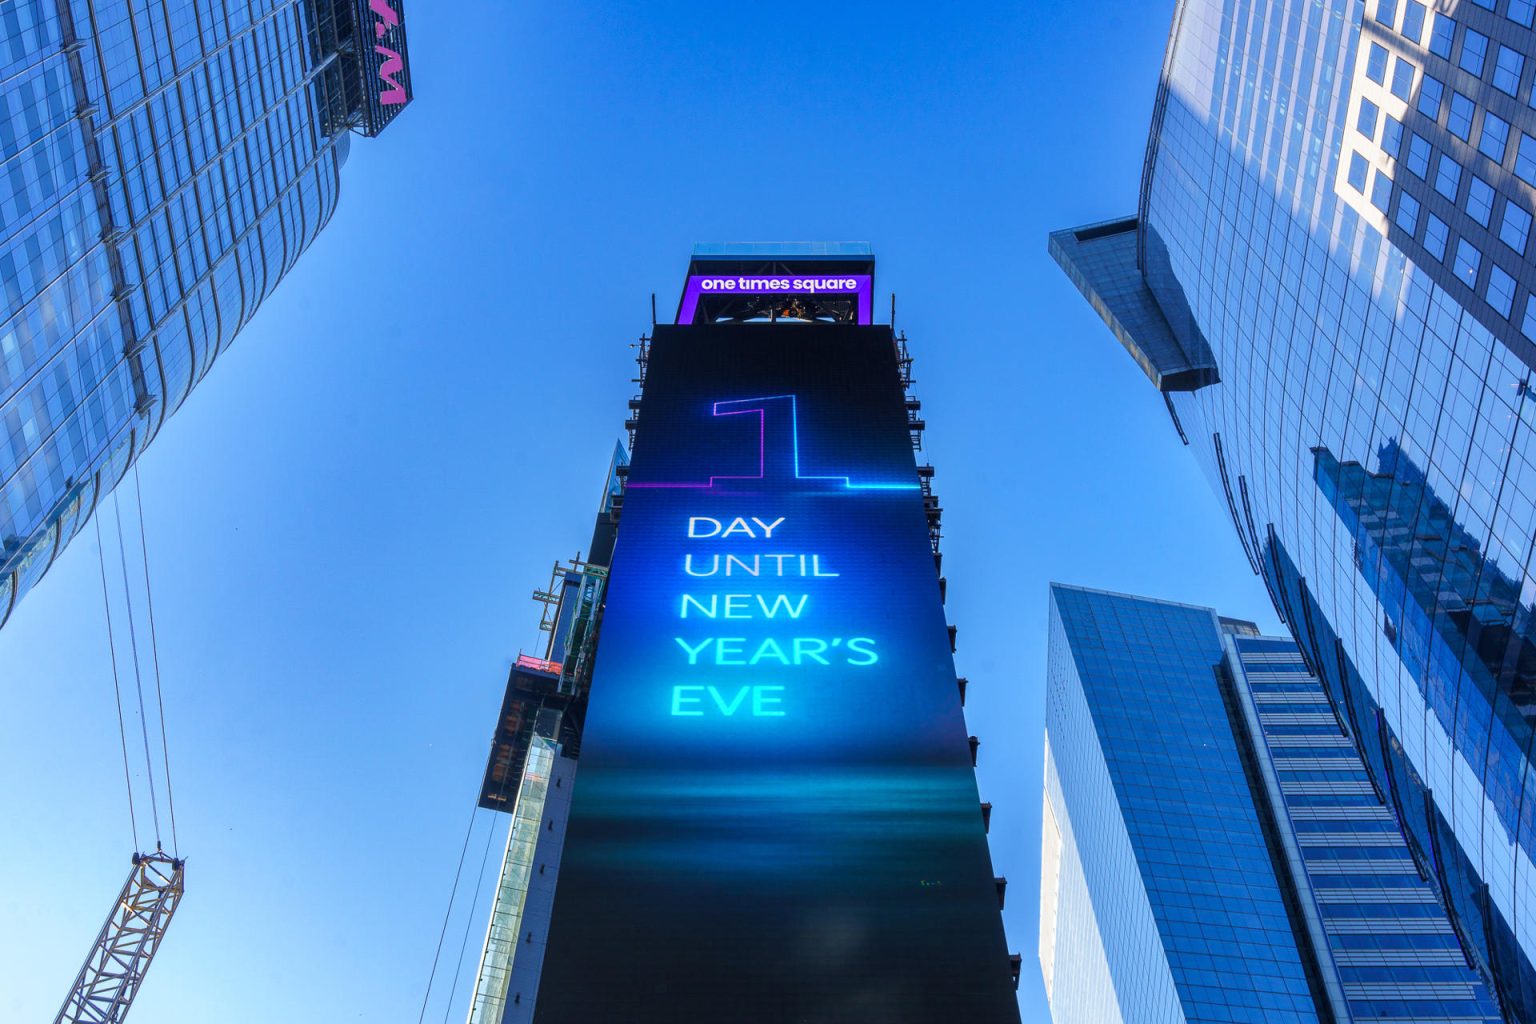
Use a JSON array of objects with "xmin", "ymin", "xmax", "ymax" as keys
[
  {"xmin": 417, "ymin": 804, "xmax": 483, "ymax": 1024},
  {"xmin": 111, "ymin": 489, "xmax": 162, "ymax": 847},
  {"xmin": 131, "ymin": 464, "xmax": 179, "ymax": 855},
  {"xmin": 94, "ymin": 512, "xmax": 140, "ymax": 852}
]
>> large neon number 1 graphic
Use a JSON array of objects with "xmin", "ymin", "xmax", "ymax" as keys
[{"xmin": 628, "ymin": 394, "xmax": 918, "ymax": 491}]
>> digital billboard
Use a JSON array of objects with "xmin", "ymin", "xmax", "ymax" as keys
[
  {"xmin": 533, "ymin": 324, "xmax": 1018, "ymax": 1022},
  {"xmin": 677, "ymin": 274, "xmax": 874, "ymax": 324}
]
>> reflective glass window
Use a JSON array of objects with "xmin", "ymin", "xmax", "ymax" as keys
[
  {"xmin": 1368, "ymin": 43, "xmax": 1390, "ymax": 84},
  {"xmin": 1402, "ymin": 1, "xmax": 1427, "ymax": 42},
  {"xmin": 1426, "ymin": 213, "xmax": 1450, "ymax": 258},
  {"xmin": 1371, "ymin": 169, "xmax": 1394, "ymax": 212},
  {"xmin": 1377, "ymin": 0, "xmax": 1399, "ymax": 23},
  {"xmin": 1392, "ymin": 57, "xmax": 1416, "ymax": 100},
  {"xmin": 1470, "ymin": 176, "xmax": 1495, "ymax": 225},
  {"xmin": 1517, "ymin": 134, "xmax": 1536, "ymax": 184},
  {"xmin": 1349, "ymin": 151, "xmax": 1370, "ymax": 192},
  {"xmin": 1489, "ymin": 264, "xmax": 1517, "ymax": 317},
  {"xmin": 1449, "ymin": 92, "xmax": 1475, "ymax": 139},
  {"xmin": 1397, "ymin": 190, "xmax": 1422, "ymax": 234},
  {"xmin": 1419, "ymin": 75, "xmax": 1445, "ymax": 118},
  {"xmin": 1435, "ymin": 154, "xmax": 1463, "ymax": 199},
  {"xmin": 1383, "ymin": 115, "xmax": 1405, "ymax": 156},
  {"xmin": 1513, "ymin": 0, "xmax": 1536, "ymax": 27},
  {"xmin": 1358, "ymin": 97, "xmax": 1381, "ymax": 139},
  {"xmin": 1502, "ymin": 202, "xmax": 1532, "ymax": 253},
  {"xmin": 1461, "ymin": 30, "xmax": 1489, "ymax": 76},
  {"xmin": 1482, "ymin": 112, "xmax": 1511, "ymax": 162},
  {"xmin": 1495, "ymin": 46, "xmax": 1525, "ymax": 95},
  {"xmin": 1455, "ymin": 237, "xmax": 1482, "ymax": 285},
  {"xmin": 1407, "ymin": 133, "xmax": 1432, "ymax": 177},
  {"xmin": 1430, "ymin": 15, "xmax": 1456, "ymax": 58},
  {"xmin": 1522, "ymin": 296, "xmax": 1536, "ymax": 340}
]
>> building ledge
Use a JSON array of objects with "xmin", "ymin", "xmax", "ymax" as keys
[{"xmin": 1049, "ymin": 217, "xmax": 1218, "ymax": 393}]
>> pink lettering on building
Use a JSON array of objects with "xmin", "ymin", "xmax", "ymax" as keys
[{"xmin": 368, "ymin": 0, "xmax": 408, "ymax": 106}]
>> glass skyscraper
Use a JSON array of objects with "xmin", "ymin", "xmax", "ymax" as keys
[
  {"xmin": 1041, "ymin": 584, "xmax": 1501, "ymax": 1023},
  {"xmin": 1055, "ymin": 0, "xmax": 1536, "ymax": 1017},
  {"xmin": 0, "ymin": 0, "xmax": 411, "ymax": 626}
]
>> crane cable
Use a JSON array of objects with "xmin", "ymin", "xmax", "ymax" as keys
[
  {"xmin": 416, "ymin": 803, "xmax": 482, "ymax": 1024},
  {"xmin": 94, "ymin": 511, "xmax": 141, "ymax": 853},
  {"xmin": 93, "ymin": 466, "xmax": 180, "ymax": 857},
  {"xmin": 442, "ymin": 810, "xmax": 502, "ymax": 1024},
  {"xmin": 110, "ymin": 485, "xmax": 162, "ymax": 847},
  {"xmin": 418, "ymin": 681, "xmax": 532, "ymax": 1022},
  {"xmin": 132, "ymin": 463, "xmax": 179, "ymax": 855}
]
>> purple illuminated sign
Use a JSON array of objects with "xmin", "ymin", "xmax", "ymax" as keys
[{"xmin": 676, "ymin": 274, "xmax": 873, "ymax": 325}]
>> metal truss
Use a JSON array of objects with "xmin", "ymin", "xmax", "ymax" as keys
[{"xmin": 55, "ymin": 852, "xmax": 185, "ymax": 1024}]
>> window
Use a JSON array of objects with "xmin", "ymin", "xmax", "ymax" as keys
[
  {"xmin": 1358, "ymin": 97, "xmax": 1381, "ymax": 140},
  {"xmin": 1383, "ymin": 116, "xmax": 1405, "ymax": 156},
  {"xmin": 1495, "ymin": 47, "xmax": 1525, "ymax": 96},
  {"xmin": 1407, "ymin": 133, "xmax": 1432, "ymax": 177},
  {"xmin": 1397, "ymin": 191, "xmax": 1422, "ymax": 234},
  {"xmin": 1401, "ymin": 1, "xmax": 1427, "ymax": 42},
  {"xmin": 1465, "ymin": 0, "xmax": 1493, "ymax": 8},
  {"xmin": 1449, "ymin": 92, "xmax": 1475, "ymax": 139},
  {"xmin": 1391, "ymin": 57, "xmax": 1416, "ymax": 100},
  {"xmin": 1372, "ymin": 170, "xmax": 1394, "ymax": 212},
  {"xmin": 1367, "ymin": 42, "xmax": 1390, "ymax": 84},
  {"xmin": 1489, "ymin": 265, "xmax": 1517, "ymax": 317},
  {"xmin": 1455, "ymin": 238, "xmax": 1483, "ymax": 285},
  {"xmin": 1482, "ymin": 113, "xmax": 1511, "ymax": 162},
  {"xmin": 1461, "ymin": 30, "xmax": 1489, "ymax": 77},
  {"xmin": 1470, "ymin": 177, "xmax": 1495, "ymax": 225},
  {"xmin": 1426, "ymin": 214, "xmax": 1450, "ymax": 258},
  {"xmin": 1376, "ymin": 0, "xmax": 1399, "ymax": 24},
  {"xmin": 1349, "ymin": 151, "xmax": 1370, "ymax": 192},
  {"xmin": 1502, "ymin": 202, "xmax": 1532, "ymax": 253},
  {"xmin": 1430, "ymin": 15, "xmax": 1456, "ymax": 58},
  {"xmin": 1419, "ymin": 75, "xmax": 1445, "ymax": 119},
  {"xmin": 1512, "ymin": 0, "xmax": 1536, "ymax": 28},
  {"xmin": 1518, "ymin": 134, "xmax": 1536, "ymax": 185},
  {"xmin": 1522, "ymin": 297, "xmax": 1536, "ymax": 341},
  {"xmin": 1436, "ymin": 154, "xmax": 1463, "ymax": 199}
]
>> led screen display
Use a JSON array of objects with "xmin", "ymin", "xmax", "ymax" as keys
[
  {"xmin": 534, "ymin": 324, "xmax": 1018, "ymax": 1022},
  {"xmin": 677, "ymin": 274, "xmax": 874, "ymax": 324}
]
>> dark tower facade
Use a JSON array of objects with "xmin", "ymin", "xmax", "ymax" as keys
[{"xmin": 464, "ymin": 245, "xmax": 1019, "ymax": 1023}]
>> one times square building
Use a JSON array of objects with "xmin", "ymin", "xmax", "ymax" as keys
[
  {"xmin": 460, "ymin": 245, "xmax": 1019, "ymax": 1023},
  {"xmin": 0, "ymin": 0, "xmax": 412, "ymax": 626},
  {"xmin": 1056, "ymin": 0, "xmax": 1536, "ymax": 1018}
]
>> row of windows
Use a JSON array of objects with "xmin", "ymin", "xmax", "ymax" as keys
[{"xmin": 1379, "ymin": 0, "xmax": 1536, "ymax": 39}]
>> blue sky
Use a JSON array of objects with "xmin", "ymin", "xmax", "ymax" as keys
[{"xmin": 0, "ymin": 2, "xmax": 1278, "ymax": 1020}]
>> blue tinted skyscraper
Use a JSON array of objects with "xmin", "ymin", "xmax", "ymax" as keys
[
  {"xmin": 1041, "ymin": 585, "xmax": 1500, "ymax": 1023},
  {"xmin": 0, "ymin": 0, "xmax": 412, "ymax": 626},
  {"xmin": 1055, "ymin": 0, "xmax": 1536, "ymax": 1016}
]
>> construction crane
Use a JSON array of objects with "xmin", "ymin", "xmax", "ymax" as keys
[
  {"xmin": 54, "ymin": 468, "xmax": 185, "ymax": 1023},
  {"xmin": 53, "ymin": 852, "xmax": 185, "ymax": 1024}
]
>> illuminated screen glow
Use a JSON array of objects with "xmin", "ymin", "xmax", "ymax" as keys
[
  {"xmin": 534, "ymin": 324, "xmax": 1018, "ymax": 1022},
  {"xmin": 675, "ymin": 274, "xmax": 874, "ymax": 324}
]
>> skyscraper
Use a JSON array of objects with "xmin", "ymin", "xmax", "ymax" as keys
[
  {"xmin": 459, "ymin": 245, "xmax": 1019, "ymax": 1023},
  {"xmin": 1054, "ymin": 0, "xmax": 1536, "ymax": 1015},
  {"xmin": 1041, "ymin": 584, "xmax": 1502, "ymax": 1024},
  {"xmin": 0, "ymin": 0, "xmax": 412, "ymax": 626}
]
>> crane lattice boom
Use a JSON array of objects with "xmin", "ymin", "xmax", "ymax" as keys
[{"xmin": 54, "ymin": 852, "xmax": 184, "ymax": 1024}]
